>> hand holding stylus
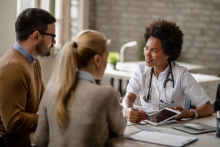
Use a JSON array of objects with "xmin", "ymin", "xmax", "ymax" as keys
[{"xmin": 125, "ymin": 108, "xmax": 148, "ymax": 123}]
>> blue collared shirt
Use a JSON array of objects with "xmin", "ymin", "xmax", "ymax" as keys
[
  {"xmin": 13, "ymin": 41, "xmax": 36, "ymax": 64},
  {"xmin": 77, "ymin": 70, "xmax": 96, "ymax": 84}
]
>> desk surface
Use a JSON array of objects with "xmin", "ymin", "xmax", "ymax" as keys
[{"xmin": 107, "ymin": 114, "xmax": 219, "ymax": 147}]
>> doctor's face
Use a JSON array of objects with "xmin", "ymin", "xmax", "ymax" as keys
[{"xmin": 144, "ymin": 37, "xmax": 169, "ymax": 68}]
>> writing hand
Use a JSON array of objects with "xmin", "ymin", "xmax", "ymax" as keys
[{"xmin": 126, "ymin": 108, "xmax": 148, "ymax": 123}]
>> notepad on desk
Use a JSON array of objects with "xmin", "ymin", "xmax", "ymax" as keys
[{"xmin": 125, "ymin": 130, "xmax": 198, "ymax": 147}]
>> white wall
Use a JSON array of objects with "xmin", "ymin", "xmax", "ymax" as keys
[
  {"xmin": 38, "ymin": 56, "xmax": 56, "ymax": 85},
  {"xmin": 0, "ymin": 0, "xmax": 55, "ymax": 85},
  {"xmin": 0, "ymin": 0, "xmax": 16, "ymax": 56}
]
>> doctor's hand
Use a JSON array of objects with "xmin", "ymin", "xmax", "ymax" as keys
[
  {"xmin": 172, "ymin": 106, "xmax": 190, "ymax": 120},
  {"xmin": 124, "ymin": 108, "xmax": 148, "ymax": 123}
]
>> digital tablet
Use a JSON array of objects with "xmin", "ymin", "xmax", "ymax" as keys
[{"xmin": 144, "ymin": 108, "xmax": 180, "ymax": 126}]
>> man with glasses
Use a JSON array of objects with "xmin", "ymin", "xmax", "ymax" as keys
[{"xmin": 0, "ymin": 8, "xmax": 56, "ymax": 147}]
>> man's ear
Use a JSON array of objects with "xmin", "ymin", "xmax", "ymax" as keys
[
  {"xmin": 93, "ymin": 54, "xmax": 100, "ymax": 67},
  {"xmin": 31, "ymin": 31, "xmax": 41, "ymax": 43}
]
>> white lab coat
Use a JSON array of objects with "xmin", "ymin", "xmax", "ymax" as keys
[{"xmin": 127, "ymin": 62, "xmax": 210, "ymax": 111}]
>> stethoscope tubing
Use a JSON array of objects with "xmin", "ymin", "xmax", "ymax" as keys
[{"xmin": 143, "ymin": 61, "xmax": 174, "ymax": 104}]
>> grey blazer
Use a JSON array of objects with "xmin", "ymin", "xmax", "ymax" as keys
[{"xmin": 34, "ymin": 81, "xmax": 126, "ymax": 147}]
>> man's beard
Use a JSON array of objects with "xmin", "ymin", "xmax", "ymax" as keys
[{"xmin": 36, "ymin": 40, "xmax": 52, "ymax": 57}]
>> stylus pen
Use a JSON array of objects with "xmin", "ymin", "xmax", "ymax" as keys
[
  {"xmin": 132, "ymin": 108, "xmax": 148, "ymax": 118},
  {"xmin": 132, "ymin": 108, "xmax": 138, "ymax": 111}
]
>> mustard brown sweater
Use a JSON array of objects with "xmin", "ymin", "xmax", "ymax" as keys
[{"xmin": 0, "ymin": 48, "xmax": 45, "ymax": 147}]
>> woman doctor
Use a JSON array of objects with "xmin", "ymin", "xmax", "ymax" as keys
[{"xmin": 122, "ymin": 19, "xmax": 214, "ymax": 123}]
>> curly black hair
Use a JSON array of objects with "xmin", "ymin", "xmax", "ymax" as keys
[{"xmin": 144, "ymin": 19, "xmax": 184, "ymax": 61}]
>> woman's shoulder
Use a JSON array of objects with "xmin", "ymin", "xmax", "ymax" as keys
[
  {"xmin": 173, "ymin": 62, "xmax": 191, "ymax": 78},
  {"xmin": 78, "ymin": 81, "xmax": 119, "ymax": 95},
  {"xmin": 77, "ymin": 82, "xmax": 121, "ymax": 103},
  {"xmin": 95, "ymin": 84, "xmax": 120, "ymax": 99},
  {"xmin": 96, "ymin": 84, "xmax": 120, "ymax": 95}
]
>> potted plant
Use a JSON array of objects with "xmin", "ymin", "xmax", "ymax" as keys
[{"xmin": 107, "ymin": 52, "xmax": 119, "ymax": 70}]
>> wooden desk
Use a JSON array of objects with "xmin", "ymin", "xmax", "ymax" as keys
[{"xmin": 107, "ymin": 114, "xmax": 219, "ymax": 147}]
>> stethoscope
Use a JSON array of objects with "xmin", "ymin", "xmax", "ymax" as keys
[{"xmin": 143, "ymin": 60, "xmax": 175, "ymax": 104}]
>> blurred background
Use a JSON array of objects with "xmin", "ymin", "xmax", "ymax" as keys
[{"xmin": 0, "ymin": 0, "xmax": 220, "ymax": 102}]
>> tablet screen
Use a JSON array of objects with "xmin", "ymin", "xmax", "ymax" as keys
[{"xmin": 148, "ymin": 108, "xmax": 178, "ymax": 123}]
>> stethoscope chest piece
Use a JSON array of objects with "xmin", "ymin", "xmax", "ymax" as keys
[{"xmin": 143, "ymin": 95, "xmax": 151, "ymax": 103}]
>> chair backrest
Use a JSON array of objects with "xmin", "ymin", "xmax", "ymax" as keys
[
  {"xmin": 0, "ymin": 135, "xmax": 6, "ymax": 147},
  {"xmin": 214, "ymin": 84, "xmax": 220, "ymax": 112},
  {"xmin": 216, "ymin": 84, "xmax": 220, "ymax": 100},
  {"xmin": 184, "ymin": 96, "xmax": 191, "ymax": 110}
]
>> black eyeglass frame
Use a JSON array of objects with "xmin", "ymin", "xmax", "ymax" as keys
[{"xmin": 39, "ymin": 32, "xmax": 56, "ymax": 41}]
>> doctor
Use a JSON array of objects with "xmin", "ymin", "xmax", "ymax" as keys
[{"xmin": 122, "ymin": 19, "xmax": 214, "ymax": 123}]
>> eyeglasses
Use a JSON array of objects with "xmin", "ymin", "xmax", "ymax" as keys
[{"xmin": 39, "ymin": 32, "xmax": 56, "ymax": 41}]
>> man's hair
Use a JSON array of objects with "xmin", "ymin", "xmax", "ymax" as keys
[
  {"xmin": 15, "ymin": 8, "xmax": 56, "ymax": 41},
  {"xmin": 144, "ymin": 19, "xmax": 184, "ymax": 61}
]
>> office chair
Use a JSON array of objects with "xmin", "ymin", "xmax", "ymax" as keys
[
  {"xmin": 214, "ymin": 83, "xmax": 220, "ymax": 113},
  {"xmin": 184, "ymin": 96, "xmax": 191, "ymax": 110},
  {"xmin": 0, "ymin": 135, "xmax": 5, "ymax": 147}
]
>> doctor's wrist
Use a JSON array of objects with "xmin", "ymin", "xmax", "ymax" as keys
[
  {"xmin": 123, "ymin": 107, "xmax": 133, "ymax": 119},
  {"xmin": 188, "ymin": 109, "xmax": 198, "ymax": 119},
  {"xmin": 122, "ymin": 107, "xmax": 129, "ymax": 119},
  {"xmin": 188, "ymin": 110, "xmax": 195, "ymax": 118}
]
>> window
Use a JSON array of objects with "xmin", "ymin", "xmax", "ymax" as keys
[{"xmin": 17, "ymin": 0, "xmax": 88, "ymax": 54}]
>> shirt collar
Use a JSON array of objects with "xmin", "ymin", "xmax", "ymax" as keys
[
  {"xmin": 161, "ymin": 61, "xmax": 176, "ymax": 75},
  {"xmin": 143, "ymin": 61, "xmax": 176, "ymax": 76},
  {"xmin": 77, "ymin": 70, "xmax": 96, "ymax": 84},
  {"xmin": 13, "ymin": 41, "xmax": 36, "ymax": 64}
]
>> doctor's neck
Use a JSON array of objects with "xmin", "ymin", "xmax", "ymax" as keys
[{"xmin": 153, "ymin": 63, "xmax": 169, "ymax": 78}]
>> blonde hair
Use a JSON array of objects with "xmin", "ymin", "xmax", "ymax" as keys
[{"xmin": 47, "ymin": 30, "xmax": 110, "ymax": 129}]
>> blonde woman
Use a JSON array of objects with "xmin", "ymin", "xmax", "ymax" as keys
[{"xmin": 34, "ymin": 30, "xmax": 126, "ymax": 147}]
